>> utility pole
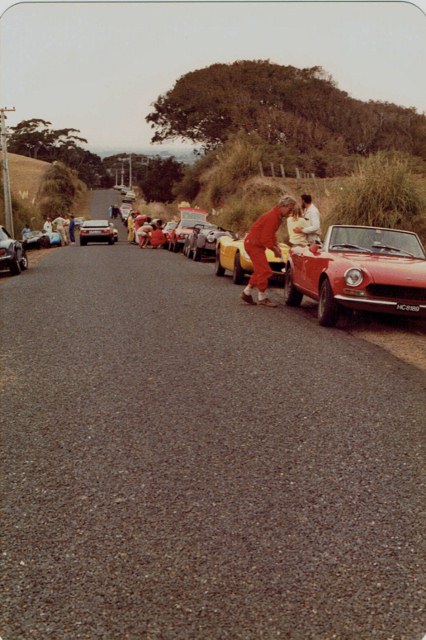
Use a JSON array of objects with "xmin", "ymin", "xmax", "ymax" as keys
[
  {"xmin": 0, "ymin": 106, "xmax": 15, "ymax": 237},
  {"xmin": 129, "ymin": 154, "xmax": 132, "ymax": 190}
]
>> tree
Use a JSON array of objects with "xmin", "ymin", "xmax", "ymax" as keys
[
  {"xmin": 146, "ymin": 60, "xmax": 426, "ymax": 165},
  {"xmin": 136, "ymin": 156, "xmax": 184, "ymax": 202},
  {"xmin": 8, "ymin": 118, "xmax": 106, "ymax": 188}
]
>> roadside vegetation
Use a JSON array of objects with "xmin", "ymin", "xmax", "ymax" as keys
[
  {"xmin": 2, "ymin": 60, "xmax": 425, "ymax": 245},
  {"xmin": 0, "ymin": 158, "xmax": 88, "ymax": 233}
]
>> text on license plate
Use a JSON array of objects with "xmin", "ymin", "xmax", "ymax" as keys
[{"xmin": 396, "ymin": 303, "xmax": 420, "ymax": 313}]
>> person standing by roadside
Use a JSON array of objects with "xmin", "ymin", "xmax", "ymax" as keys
[
  {"xmin": 241, "ymin": 195, "xmax": 296, "ymax": 307},
  {"xmin": 287, "ymin": 204, "xmax": 309, "ymax": 246},
  {"xmin": 52, "ymin": 215, "xmax": 69, "ymax": 246},
  {"xmin": 293, "ymin": 194, "xmax": 321, "ymax": 244},
  {"xmin": 127, "ymin": 211, "xmax": 137, "ymax": 244},
  {"xmin": 43, "ymin": 217, "xmax": 53, "ymax": 234},
  {"xmin": 69, "ymin": 215, "xmax": 76, "ymax": 244}
]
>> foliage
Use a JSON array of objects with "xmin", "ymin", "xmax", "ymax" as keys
[
  {"xmin": 146, "ymin": 60, "xmax": 426, "ymax": 175},
  {"xmin": 327, "ymin": 152, "xmax": 426, "ymax": 231},
  {"xmin": 8, "ymin": 118, "xmax": 105, "ymax": 188},
  {"xmin": 135, "ymin": 156, "xmax": 184, "ymax": 202},
  {"xmin": 37, "ymin": 162, "xmax": 86, "ymax": 217}
]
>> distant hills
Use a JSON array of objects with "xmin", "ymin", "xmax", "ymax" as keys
[{"xmin": 88, "ymin": 146, "xmax": 198, "ymax": 163}]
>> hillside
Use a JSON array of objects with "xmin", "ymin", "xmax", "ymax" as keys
[{"xmin": 0, "ymin": 152, "xmax": 51, "ymax": 206}]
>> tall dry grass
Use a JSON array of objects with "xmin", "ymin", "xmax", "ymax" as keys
[{"xmin": 327, "ymin": 152, "xmax": 425, "ymax": 232}]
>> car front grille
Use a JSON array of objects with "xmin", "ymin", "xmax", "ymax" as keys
[{"xmin": 366, "ymin": 284, "xmax": 426, "ymax": 301}]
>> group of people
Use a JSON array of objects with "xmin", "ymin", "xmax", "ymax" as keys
[
  {"xmin": 241, "ymin": 193, "xmax": 321, "ymax": 308},
  {"xmin": 43, "ymin": 214, "xmax": 76, "ymax": 245},
  {"xmin": 125, "ymin": 211, "xmax": 167, "ymax": 249},
  {"xmin": 22, "ymin": 214, "xmax": 77, "ymax": 246}
]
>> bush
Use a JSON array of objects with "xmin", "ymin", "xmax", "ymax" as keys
[{"xmin": 328, "ymin": 151, "xmax": 426, "ymax": 231}]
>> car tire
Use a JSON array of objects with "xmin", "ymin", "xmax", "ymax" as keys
[
  {"xmin": 19, "ymin": 252, "xmax": 29, "ymax": 271},
  {"xmin": 193, "ymin": 247, "xmax": 201, "ymax": 261},
  {"xmin": 108, "ymin": 238, "xmax": 114, "ymax": 245},
  {"xmin": 80, "ymin": 240, "xmax": 87, "ymax": 246},
  {"xmin": 284, "ymin": 267, "xmax": 303, "ymax": 306},
  {"xmin": 232, "ymin": 253, "xmax": 245, "ymax": 284},
  {"xmin": 173, "ymin": 241, "xmax": 180, "ymax": 253},
  {"xmin": 318, "ymin": 278, "xmax": 340, "ymax": 327},
  {"xmin": 9, "ymin": 257, "xmax": 21, "ymax": 276},
  {"xmin": 215, "ymin": 251, "xmax": 225, "ymax": 276}
]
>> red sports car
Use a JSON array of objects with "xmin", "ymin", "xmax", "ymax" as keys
[{"xmin": 284, "ymin": 224, "xmax": 426, "ymax": 326}]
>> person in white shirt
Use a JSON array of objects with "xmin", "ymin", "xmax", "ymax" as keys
[
  {"xmin": 43, "ymin": 217, "xmax": 53, "ymax": 234},
  {"xmin": 52, "ymin": 216, "xmax": 68, "ymax": 246},
  {"xmin": 293, "ymin": 194, "xmax": 321, "ymax": 243}
]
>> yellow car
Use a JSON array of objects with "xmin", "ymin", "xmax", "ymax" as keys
[{"xmin": 214, "ymin": 235, "xmax": 289, "ymax": 285}]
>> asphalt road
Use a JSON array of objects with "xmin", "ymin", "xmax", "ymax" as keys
[{"xmin": 1, "ymin": 190, "xmax": 424, "ymax": 640}]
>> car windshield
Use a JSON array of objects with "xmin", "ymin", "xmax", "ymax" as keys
[
  {"xmin": 82, "ymin": 220, "xmax": 109, "ymax": 227},
  {"xmin": 0, "ymin": 228, "xmax": 11, "ymax": 241},
  {"xmin": 178, "ymin": 220, "xmax": 205, "ymax": 229},
  {"xmin": 329, "ymin": 227, "xmax": 426, "ymax": 259}
]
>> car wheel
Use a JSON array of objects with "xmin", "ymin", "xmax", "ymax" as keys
[
  {"xmin": 19, "ymin": 252, "xmax": 29, "ymax": 271},
  {"xmin": 173, "ymin": 241, "xmax": 180, "ymax": 253},
  {"xmin": 108, "ymin": 238, "xmax": 114, "ymax": 245},
  {"xmin": 80, "ymin": 239, "xmax": 87, "ymax": 246},
  {"xmin": 284, "ymin": 267, "xmax": 303, "ymax": 306},
  {"xmin": 232, "ymin": 253, "xmax": 245, "ymax": 284},
  {"xmin": 193, "ymin": 247, "xmax": 201, "ymax": 261},
  {"xmin": 215, "ymin": 251, "xmax": 225, "ymax": 276},
  {"xmin": 318, "ymin": 278, "xmax": 340, "ymax": 327},
  {"xmin": 9, "ymin": 257, "xmax": 21, "ymax": 275}
]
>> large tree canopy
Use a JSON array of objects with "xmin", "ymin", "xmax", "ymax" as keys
[{"xmin": 146, "ymin": 60, "xmax": 426, "ymax": 159}]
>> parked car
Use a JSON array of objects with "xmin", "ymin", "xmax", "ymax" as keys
[
  {"xmin": 162, "ymin": 221, "xmax": 177, "ymax": 244},
  {"xmin": 110, "ymin": 223, "xmax": 119, "ymax": 243},
  {"xmin": 0, "ymin": 225, "xmax": 29, "ymax": 275},
  {"xmin": 120, "ymin": 204, "xmax": 132, "ymax": 225},
  {"xmin": 79, "ymin": 220, "xmax": 115, "ymax": 246},
  {"xmin": 168, "ymin": 218, "xmax": 211, "ymax": 253},
  {"xmin": 183, "ymin": 223, "xmax": 235, "ymax": 261},
  {"xmin": 74, "ymin": 216, "xmax": 86, "ymax": 229},
  {"xmin": 22, "ymin": 230, "xmax": 51, "ymax": 250},
  {"xmin": 48, "ymin": 231, "xmax": 63, "ymax": 247},
  {"xmin": 284, "ymin": 224, "xmax": 426, "ymax": 326},
  {"xmin": 122, "ymin": 191, "xmax": 136, "ymax": 202},
  {"xmin": 215, "ymin": 235, "xmax": 289, "ymax": 285}
]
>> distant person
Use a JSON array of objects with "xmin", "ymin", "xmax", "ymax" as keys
[
  {"xmin": 293, "ymin": 194, "xmax": 321, "ymax": 244},
  {"xmin": 52, "ymin": 215, "xmax": 69, "ymax": 246},
  {"xmin": 150, "ymin": 220, "xmax": 167, "ymax": 249},
  {"xmin": 127, "ymin": 211, "xmax": 137, "ymax": 244},
  {"xmin": 287, "ymin": 204, "xmax": 309, "ymax": 246},
  {"xmin": 137, "ymin": 217, "xmax": 154, "ymax": 248},
  {"xmin": 21, "ymin": 224, "xmax": 31, "ymax": 240},
  {"xmin": 63, "ymin": 214, "xmax": 71, "ymax": 244},
  {"xmin": 133, "ymin": 212, "xmax": 147, "ymax": 243},
  {"xmin": 43, "ymin": 217, "xmax": 53, "ymax": 234},
  {"xmin": 241, "ymin": 195, "xmax": 296, "ymax": 307},
  {"xmin": 69, "ymin": 215, "xmax": 76, "ymax": 244}
]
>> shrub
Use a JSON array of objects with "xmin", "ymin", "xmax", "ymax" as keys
[{"xmin": 328, "ymin": 151, "xmax": 426, "ymax": 231}]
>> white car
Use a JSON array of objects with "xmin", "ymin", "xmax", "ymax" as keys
[{"xmin": 120, "ymin": 204, "xmax": 132, "ymax": 222}]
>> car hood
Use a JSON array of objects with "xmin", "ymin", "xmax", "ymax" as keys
[{"xmin": 338, "ymin": 253, "xmax": 426, "ymax": 285}]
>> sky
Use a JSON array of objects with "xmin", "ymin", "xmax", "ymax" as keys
[{"xmin": 1, "ymin": 0, "xmax": 425, "ymax": 154}]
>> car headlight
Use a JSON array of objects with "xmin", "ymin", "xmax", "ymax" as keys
[{"xmin": 344, "ymin": 268, "xmax": 363, "ymax": 286}]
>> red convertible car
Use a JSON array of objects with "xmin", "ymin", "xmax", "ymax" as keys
[{"xmin": 284, "ymin": 224, "xmax": 426, "ymax": 326}]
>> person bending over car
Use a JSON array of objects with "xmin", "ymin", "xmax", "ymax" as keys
[{"xmin": 241, "ymin": 195, "xmax": 296, "ymax": 308}]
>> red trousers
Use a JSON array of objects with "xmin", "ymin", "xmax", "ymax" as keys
[{"xmin": 244, "ymin": 239, "xmax": 273, "ymax": 292}]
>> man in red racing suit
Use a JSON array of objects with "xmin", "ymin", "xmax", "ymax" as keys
[{"xmin": 241, "ymin": 195, "xmax": 296, "ymax": 307}]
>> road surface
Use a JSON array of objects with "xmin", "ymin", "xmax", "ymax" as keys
[{"xmin": 1, "ymin": 190, "xmax": 424, "ymax": 639}]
